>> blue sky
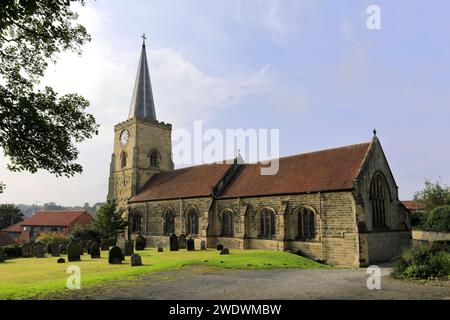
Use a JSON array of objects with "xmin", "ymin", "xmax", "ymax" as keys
[{"xmin": 1, "ymin": 0, "xmax": 450, "ymax": 205}]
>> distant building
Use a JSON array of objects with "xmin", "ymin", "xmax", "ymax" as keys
[
  {"xmin": 401, "ymin": 201, "xmax": 426, "ymax": 213},
  {"xmin": 3, "ymin": 210, "xmax": 93, "ymax": 243},
  {"xmin": 0, "ymin": 232, "xmax": 17, "ymax": 246}
]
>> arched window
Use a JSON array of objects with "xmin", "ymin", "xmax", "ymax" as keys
[
  {"xmin": 370, "ymin": 172, "xmax": 390, "ymax": 229},
  {"xmin": 149, "ymin": 149, "xmax": 160, "ymax": 168},
  {"xmin": 186, "ymin": 207, "xmax": 199, "ymax": 236},
  {"xmin": 259, "ymin": 208, "xmax": 276, "ymax": 238},
  {"xmin": 130, "ymin": 211, "xmax": 142, "ymax": 233},
  {"xmin": 163, "ymin": 208, "xmax": 175, "ymax": 235},
  {"xmin": 120, "ymin": 151, "xmax": 127, "ymax": 168},
  {"xmin": 297, "ymin": 207, "xmax": 316, "ymax": 240},
  {"xmin": 221, "ymin": 210, "xmax": 234, "ymax": 236}
]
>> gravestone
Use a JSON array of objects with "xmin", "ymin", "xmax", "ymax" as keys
[
  {"xmin": 130, "ymin": 253, "xmax": 142, "ymax": 266},
  {"xmin": 90, "ymin": 243, "xmax": 101, "ymax": 259},
  {"xmin": 187, "ymin": 238, "xmax": 195, "ymax": 251},
  {"xmin": 67, "ymin": 242, "xmax": 81, "ymax": 262},
  {"xmin": 57, "ymin": 258, "xmax": 65, "ymax": 263},
  {"xmin": 33, "ymin": 244, "xmax": 45, "ymax": 258},
  {"xmin": 117, "ymin": 235, "xmax": 126, "ymax": 254},
  {"xmin": 135, "ymin": 235, "xmax": 146, "ymax": 251},
  {"xmin": 79, "ymin": 240, "xmax": 87, "ymax": 252},
  {"xmin": 170, "ymin": 234, "xmax": 179, "ymax": 251},
  {"xmin": 179, "ymin": 234, "xmax": 187, "ymax": 249},
  {"xmin": 200, "ymin": 240, "xmax": 206, "ymax": 251},
  {"xmin": 51, "ymin": 242, "xmax": 60, "ymax": 257},
  {"xmin": 100, "ymin": 240, "xmax": 109, "ymax": 251},
  {"xmin": 21, "ymin": 243, "xmax": 33, "ymax": 258},
  {"xmin": 157, "ymin": 241, "xmax": 163, "ymax": 253},
  {"xmin": 59, "ymin": 243, "xmax": 67, "ymax": 255},
  {"xmin": 125, "ymin": 241, "xmax": 134, "ymax": 256},
  {"xmin": 0, "ymin": 248, "xmax": 5, "ymax": 262},
  {"xmin": 217, "ymin": 244, "xmax": 224, "ymax": 251},
  {"xmin": 220, "ymin": 248, "xmax": 230, "ymax": 255},
  {"xmin": 108, "ymin": 246, "xmax": 123, "ymax": 264},
  {"xmin": 46, "ymin": 243, "xmax": 52, "ymax": 254}
]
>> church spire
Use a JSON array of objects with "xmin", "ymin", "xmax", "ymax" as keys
[{"xmin": 128, "ymin": 33, "xmax": 156, "ymax": 121}]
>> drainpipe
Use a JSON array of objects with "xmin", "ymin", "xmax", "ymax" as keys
[
  {"xmin": 319, "ymin": 192, "xmax": 324, "ymax": 261},
  {"xmin": 179, "ymin": 198, "xmax": 182, "ymax": 235}
]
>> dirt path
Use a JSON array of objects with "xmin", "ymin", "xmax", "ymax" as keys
[{"xmin": 59, "ymin": 266, "xmax": 449, "ymax": 300}]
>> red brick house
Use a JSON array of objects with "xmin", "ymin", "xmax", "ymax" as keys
[{"xmin": 4, "ymin": 210, "xmax": 93, "ymax": 243}]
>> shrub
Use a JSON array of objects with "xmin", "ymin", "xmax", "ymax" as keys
[
  {"xmin": 410, "ymin": 211, "xmax": 427, "ymax": 228},
  {"xmin": 35, "ymin": 232, "xmax": 68, "ymax": 245},
  {"xmin": 2, "ymin": 244, "xmax": 22, "ymax": 259},
  {"xmin": 69, "ymin": 224, "xmax": 101, "ymax": 243},
  {"xmin": 423, "ymin": 205, "xmax": 450, "ymax": 232}
]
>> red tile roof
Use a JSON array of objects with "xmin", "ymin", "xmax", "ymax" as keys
[
  {"xmin": 130, "ymin": 162, "xmax": 234, "ymax": 202},
  {"xmin": 2, "ymin": 219, "xmax": 28, "ymax": 233},
  {"xmin": 0, "ymin": 232, "xmax": 17, "ymax": 246},
  {"xmin": 218, "ymin": 142, "xmax": 371, "ymax": 199},
  {"xmin": 401, "ymin": 201, "xmax": 426, "ymax": 211},
  {"xmin": 20, "ymin": 210, "xmax": 92, "ymax": 227}
]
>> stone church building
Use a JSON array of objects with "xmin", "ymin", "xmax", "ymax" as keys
[{"xmin": 108, "ymin": 38, "xmax": 412, "ymax": 267}]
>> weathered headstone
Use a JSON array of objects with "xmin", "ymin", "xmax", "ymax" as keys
[
  {"xmin": 130, "ymin": 253, "xmax": 142, "ymax": 266},
  {"xmin": 187, "ymin": 238, "xmax": 195, "ymax": 251},
  {"xmin": 86, "ymin": 240, "xmax": 96, "ymax": 254},
  {"xmin": 57, "ymin": 258, "xmax": 65, "ymax": 263},
  {"xmin": 170, "ymin": 234, "xmax": 179, "ymax": 251},
  {"xmin": 200, "ymin": 240, "xmax": 206, "ymax": 251},
  {"xmin": 100, "ymin": 240, "xmax": 109, "ymax": 251},
  {"xmin": 0, "ymin": 248, "xmax": 5, "ymax": 262},
  {"xmin": 59, "ymin": 243, "xmax": 67, "ymax": 255},
  {"xmin": 90, "ymin": 243, "xmax": 101, "ymax": 259},
  {"xmin": 67, "ymin": 242, "xmax": 81, "ymax": 262},
  {"xmin": 21, "ymin": 243, "xmax": 33, "ymax": 257},
  {"xmin": 157, "ymin": 241, "xmax": 163, "ymax": 253},
  {"xmin": 135, "ymin": 235, "xmax": 146, "ymax": 251},
  {"xmin": 51, "ymin": 242, "xmax": 60, "ymax": 257},
  {"xmin": 79, "ymin": 240, "xmax": 87, "ymax": 252},
  {"xmin": 46, "ymin": 243, "xmax": 52, "ymax": 254},
  {"xmin": 217, "ymin": 244, "xmax": 224, "ymax": 251},
  {"xmin": 220, "ymin": 248, "xmax": 230, "ymax": 255},
  {"xmin": 108, "ymin": 246, "xmax": 123, "ymax": 264},
  {"xmin": 117, "ymin": 235, "xmax": 126, "ymax": 253},
  {"xmin": 125, "ymin": 241, "xmax": 134, "ymax": 256},
  {"xmin": 179, "ymin": 234, "xmax": 187, "ymax": 249},
  {"xmin": 33, "ymin": 244, "xmax": 45, "ymax": 258}
]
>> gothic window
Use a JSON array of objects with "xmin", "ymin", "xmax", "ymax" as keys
[
  {"xmin": 163, "ymin": 208, "xmax": 175, "ymax": 236},
  {"xmin": 370, "ymin": 172, "xmax": 390, "ymax": 229},
  {"xmin": 221, "ymin": 210, "xmax": 234, "ymax": 236},
  {"xmin": 186, "ymin": 207, "xmax": 199, "ymax": 236},
  {"xmin": 297, "ymin": 207, "xmax": 316, "ymax": 240},
  {"xmin": 130, "ymin": 211, "xmax": 142, "ymax": 233},
  {"xmin": 259, "ymin": 208, "xmax": 276, "ymax": 238},
  {"xmin": 149, "ymin": 149, "xmax": 160, "ymax": 168},
  {"xmin": 120, "ymin": 151, "xmax": 127, "ymax": 168}
]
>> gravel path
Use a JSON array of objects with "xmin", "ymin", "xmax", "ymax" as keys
[{"xmin": 62, "ymin": 266, "xmax": 450, "ymax": 300}]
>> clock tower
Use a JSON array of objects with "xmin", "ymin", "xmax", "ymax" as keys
[{"xmin": 107, "ymin": 35, "xmax": 174, "ymax": 209}]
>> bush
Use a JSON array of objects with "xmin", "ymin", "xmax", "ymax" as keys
[
  {"xmin": 393, "ymin": 243, "xmax": 450, "ymax": 280},
  {"xmin": 2, "ymin": 244, "xmax": 22, "ymax": 259},
  {"xmin": 69, "ymin": 224, "xmax": 101, "ymax": 243},
  {"xmin": 423, "ymin": 205, "xmax": 450, "ymax": 232},
  {"xmin": 35, "ymin": 232, "xmax": 68, "ymax": 245},
  {"xmin": 411, "ymin": 211, "xmax": 428, "ymax": 228}
]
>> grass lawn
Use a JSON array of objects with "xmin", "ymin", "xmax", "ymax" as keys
[{"xmin": 0, "ymin": 248, "xmax": 329, "ymax": 299}]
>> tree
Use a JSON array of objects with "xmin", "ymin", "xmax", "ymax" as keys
[
  {"xmin": 69, "ymin": 223, "xmax": 101, "ymax": 243},
  {"xmin": 424, "ymin": 206, "xmax": 450, "ymax": 233},
  {"xmin": 0, "ymin": 203, "xmax": 24, "ymax": 230},
  {"xmin": 93, "ymin": 200, "xmax": 128, "ymax": 242},
  {"xmin": 413, "ymin": 179, "xmax": 450, "ymax": 212},
  {"xmin": 0, "ymin": 0, "xmax": 99, "ymax": 188}
]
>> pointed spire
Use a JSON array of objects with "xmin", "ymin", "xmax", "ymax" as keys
[{"xmin": 128, "ymin": 33, "xmax": 156, "ymax": 121}]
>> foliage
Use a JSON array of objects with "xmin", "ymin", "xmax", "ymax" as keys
[
  {"xmin": 422, "ymin": 205, "xmax": 450, "ymax": 233},
  {"xmin": 413, "ymin": 179, "xmax": 450, "ymax": 212},
  {"xmin": 35, "ymin": 232, "xmax": 68, "ymax": 245},
  {"xmin": 68, "ymin": 223, "xmax": 101, "ymax": 243},
  {"xmin": 0, "ymin": 203, "xmax": 23, "ymax": 230},
  {"xmin": 0, "ymin": 249, "xmax": 329, "ymax": 299},
  {"xmin": 93, "ymin": 200, "xmax": 128, "ymax": 243},
  {"xmin": 0, "ymin": 0, "xmax": 98, "ymax": 183},
  {"xmin": 410, "ymin": 211, "xmax": 428, "ymax": 228},
  {"xmin": 392, "ymin": 242, "xmax": 450, "ymax": 280},
  {"xmin": 2, "ymin": 244, "xmax": 22, "ymax": 258}
]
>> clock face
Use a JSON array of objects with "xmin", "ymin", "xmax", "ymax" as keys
[{"xmin": 120, "ymin": 130, "xmax": 129, "ymax": 147}]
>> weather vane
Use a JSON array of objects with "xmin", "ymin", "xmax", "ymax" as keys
[{"xmin": 373, "ymin": 128, "xmax": 377, "ymax": 136}]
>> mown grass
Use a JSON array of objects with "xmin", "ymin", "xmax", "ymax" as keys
[{"xmin": 0, "ymin": 248, "xmax": 329, "ymax": 299}]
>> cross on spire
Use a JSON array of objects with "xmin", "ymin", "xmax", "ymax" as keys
[{"xmin": 141, "ymin": 33, "xmax": 147, "ymax": 46}]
